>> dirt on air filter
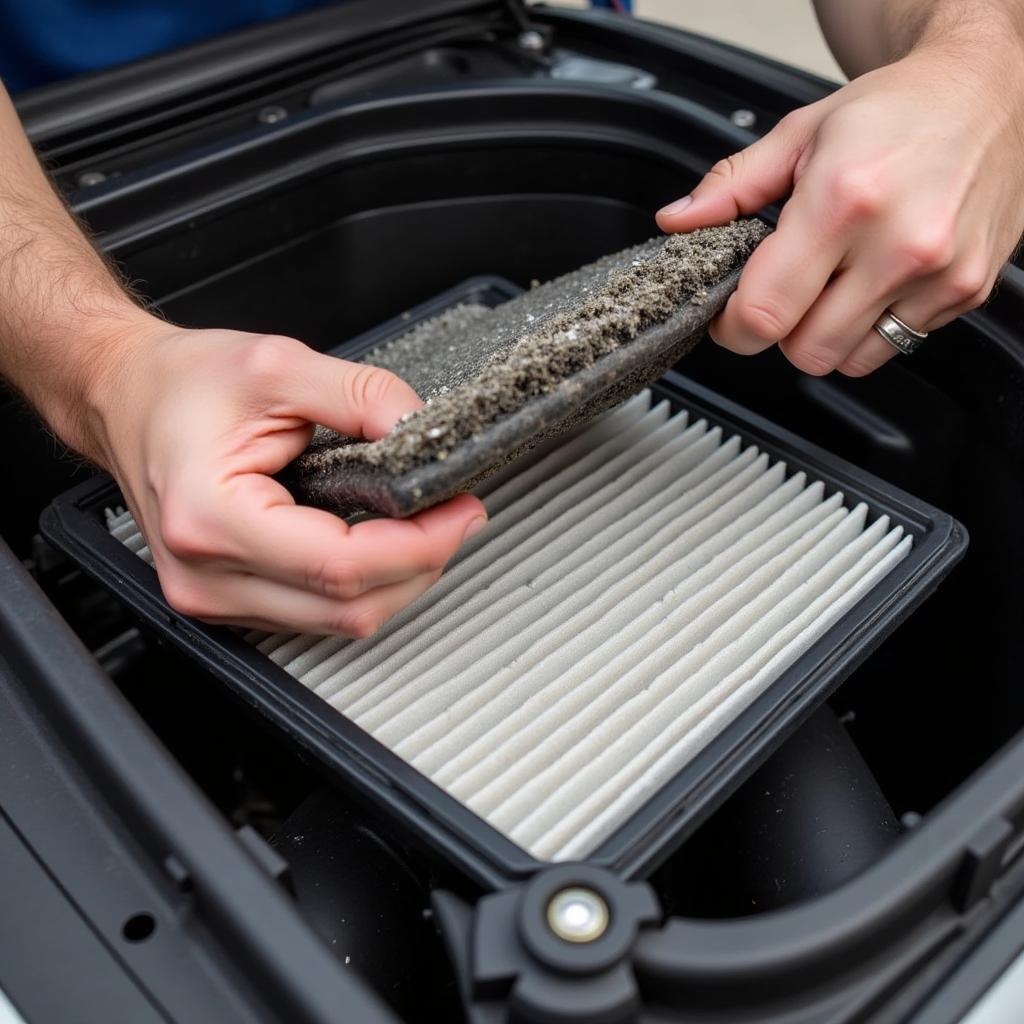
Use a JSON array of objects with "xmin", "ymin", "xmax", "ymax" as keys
[{"xmin": 285, "ymin": 219, "xmax": 770, "ymax": 517}]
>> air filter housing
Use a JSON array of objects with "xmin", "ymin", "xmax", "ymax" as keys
[
  {"xmin": 42, "ymin": 278, "xmax": 966, "ymax": 885},
  {"xmin": 109, "ymin": 389, "xmax": 911, "ymax": 860}
]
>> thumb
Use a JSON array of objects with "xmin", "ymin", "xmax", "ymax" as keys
[
  {"xmin": 656, "ymin": 114, "xmax": 808, "ymax": 232},
  {"xmin": 285, "ymin": 345, "xmax": 423, "ymax": 440}
]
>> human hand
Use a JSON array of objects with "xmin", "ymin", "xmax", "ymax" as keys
[
  {"xmin": 656, "ymin": 44, "xmax": 1024, "ymax": 375},
  {"xmin": 82, "ymin": 321, "xmax": 487, "ymax": 635}
]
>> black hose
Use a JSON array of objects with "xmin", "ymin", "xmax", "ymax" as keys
[{"xmin": 656, "ymin": 706, "xmax": 901, "ymax": 917}]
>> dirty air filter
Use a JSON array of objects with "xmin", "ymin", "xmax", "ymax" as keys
[
  {"xmin": 43, "ymin": 280, "xmax": 966, "ymax": 883},
  {"xmin": 284, "ymin": 219, "xmax": 768, "ymax": 517}
]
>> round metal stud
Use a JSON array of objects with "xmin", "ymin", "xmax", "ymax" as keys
[
  {"xmin": 546, "ymin": 887, "xmax": 610, "ymax": 944},
  {"xmin": 77, "ymin": 170, "xmax": 108, "ymax": 188},
  {"xmin": 517, "ymin": 29, "xmax": 546, "ymax": 53},
  {"xmin": 257, "ymin": 105, "xmax": 288, "ymax": 125},
  {"xmin": 730, "ymin": 108, "xmax": 757, "ymax": 129}
]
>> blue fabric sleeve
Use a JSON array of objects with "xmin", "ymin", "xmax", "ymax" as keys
[{"xmin": 1, "ymin": 0, "xmax": 332, "ymax": 94}]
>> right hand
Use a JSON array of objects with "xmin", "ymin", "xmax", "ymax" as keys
[
  {"xmin": 80, "ymin": 318, "xmax": 487, "ymax": 636},
  {"xmin": 656, "ymin": 42, "xmax": 1024, "ymax": 377}
]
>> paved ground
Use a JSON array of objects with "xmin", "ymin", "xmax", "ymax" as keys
[{"xmin": 542, "ymin": 0, "xmax": 845, "ymax": 81}]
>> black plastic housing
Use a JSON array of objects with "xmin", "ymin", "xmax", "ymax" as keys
[
  {"xmin": 0, "ymin": 541, "xmax": 396, "ymax": 1024},
  {"xmin": 41, "ymin": 276, "xmax": 967, "ymax": 889},
  {"xmin": 7, "ymin": 3, "xmax": 1024, "ymax": 1018}
]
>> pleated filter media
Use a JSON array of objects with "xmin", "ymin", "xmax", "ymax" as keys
[{"xmin": 108, "ymin": 390, "xmax": 912, "ymax": 861}]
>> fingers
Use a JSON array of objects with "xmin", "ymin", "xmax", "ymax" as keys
[
  {"xmin": 143, "ymin": 330, "xmax": 488, "ymax": 636},
  {"xmin": 213, "ymin": 476, "xmax": 486, "ymax": 599},
  {"xmin": 836, "ymin": 291, "xmax": 961, "ymax": 378},
  {"xmin": 655, "ymin": 110, "xmax": 813, "ymax": 232},
  {"xmin": 304, "ymin": 355, "xmax": 422, "ymax": 440},
  {"xmin": 708, "ymin": 194, "xmax": 849, "ymax": 355},
  {"xmin": 240, "ymin": 334, "xmax": 424, "ymax": 440},
  {"xmin": 835, "ymin": 332, "xmax": 898, "ymax": 377},
  {"xmin": 716, "ymin": 183, "xmax": 998, "ymax": 376},
  {"xmin": 159, "ymin": 563, "xmax": 443, "ymax": 636},
  {"xmin": 158, "ymin": 468, "xmax": 486, "ymax": 596},
  {"xmin": 652, "ymin": 48, "xmax": 1024, "ymax": 384},
  {"xmin": 778, "ymin": 272, "xmax": 948, "ymax": 379},
  {"xmin": 835, "ymin": 253, "xmax": 999, "ymax": 377},
  {"xmin": 772, "ymin": 265, "xmax": 888, "ymax": 374}
]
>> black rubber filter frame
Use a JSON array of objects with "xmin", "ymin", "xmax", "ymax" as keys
[{"xmin": 40, "ymin": 278, "xmax": 968, "ymax": 891}]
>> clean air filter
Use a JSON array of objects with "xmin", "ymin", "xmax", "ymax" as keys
[
  {"xmin": 44, "ymin": 280, "xmax": 965, "ymax": 883},
  {"xmin": 107, "ymin": 389, "xmax": 912, "ymax": 860}
]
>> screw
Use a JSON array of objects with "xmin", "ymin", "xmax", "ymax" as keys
[
  {"xmin": 257, "ymin": 105, "xmax": 288, "ymax": 126},
  {"xmin": 730, "ymin": 109, "xmax": 757, "ymax": 129},
  {"xmin": 517, "ymin": 29, "xmax": 546, "ymax": 53},
  {"xmin": 77, "ymin": 170, "xmax": 107, "ymax": 188},
  {"xmin": 546, "ymin": 887, "xmax": 609, "ymax": 943}
]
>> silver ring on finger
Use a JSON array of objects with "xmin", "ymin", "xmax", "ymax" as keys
[{"xmin": 873, "ymin": 309, "xmax": 928, "ymax": 355}]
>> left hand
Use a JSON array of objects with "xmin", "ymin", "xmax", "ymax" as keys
[
  {"xmin": 656, "ymin": 43, "xmax": 1024, "ymax": 376},
  {"xmin": 79, "ymin": 322, "xmax": 488, "ymax": 636}
]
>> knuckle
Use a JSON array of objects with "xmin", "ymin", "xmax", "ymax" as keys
[
  {"xmin": 338, "ymin": 606, "xmax": 385, "ymax": 640},
  {"xmin": 785, "ymin": 344, "xmax": 836, "ymax": 376},
  {"xmin": 241, "ymin": 334, "xmax": 301, "ymax": 384},
  {"xmin": 967, "ymin": 282, "xmax": 996, "ymax": 310},
  {"xmin": 347, "ymin": 364, "xmax": 401, "ymax": 409},
  {"xmin": 424, "ymin": 547, "xmax": 448, "ymax": 574},
  {"xmin": 735, "ymin": 300, "xmax": 790, "ymax": 344},
  {"xmin": 894, "ymin": 231, "xmax": 957, "ymax": 278},
  {"xmin": 944, "ymin": 260, "xmax": 992, "ymax": 306},
  {"xmin": 316, "ymin": 557, "xmax": 365, "ymax": 600},
  {"xmin": 160, "ymin": 573, "xmax": 214, "ymax": 619},
  {"xmin": 159, "ymin": 503, "xmax": 220, "ymax": 561},
  {"xmin": 777, "ymin": 106, "xmax": 812, "ymax": 136},
  {"xmin": 775, "ymin": 110, "xmax": 802, "ymax": 135},
  {"xmin": 706, "ymin": 153, "xmax": 742, "ymax": 185},
  {"xmin": 829, "ymin": 166, "xmax": 885, "ymax": 222}
]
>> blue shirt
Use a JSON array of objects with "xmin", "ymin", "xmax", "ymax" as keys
[{"xmin": 1, "ymin": 0, "xmax": 332, "ymax": 94}]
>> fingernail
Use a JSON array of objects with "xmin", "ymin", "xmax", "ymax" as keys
[
  {"xmin": 462, "ymin": 516, "xmax": 488, "ymax": 543},
  {"xmin": 658, "ymin": 195, "xmax": 693, "ymax": 217}
]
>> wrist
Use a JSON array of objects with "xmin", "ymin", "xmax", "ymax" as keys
[
  {"xmin": 43, "ymin": 304, "xmax": 170, "ymax": 469},
  {"xmin": 895, "ymin": 24, "xmax": 1024, "ymax": 142},
  {"xmin": 899, "ymin": 8, "xmax": 1024, "ymax": 89}
]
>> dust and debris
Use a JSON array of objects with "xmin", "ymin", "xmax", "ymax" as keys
[{"xmin": 291, "ymin": 219, "xmax": 767, "ymax": 509}]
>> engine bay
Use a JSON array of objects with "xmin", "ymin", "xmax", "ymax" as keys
[{"xmin": 5, "ymin": 4, "xmax": 1024, "ymax": 1022}]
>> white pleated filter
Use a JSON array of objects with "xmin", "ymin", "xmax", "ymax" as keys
[{"xmin": 107, "ymin": 389, "xmax": 912, "ymax": 861}]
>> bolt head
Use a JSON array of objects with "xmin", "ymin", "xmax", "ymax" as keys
[
  {"xmin": 518, "ymin": 29, "xmax": 546, "ymax": 53},
  {"xmin": 257, "ymin": 105, "xmax": 288, "ymax": 125},
  {"xmin": 77, "ymin": 170, "xmax": 107, "ymax": 188},
  {"xmin": 730, "ymin": 108, "xmax": 757, "ymax": 129},
  {"xmin": 546, "ymin": 887, "xmax": 609, "ymax": 943}
]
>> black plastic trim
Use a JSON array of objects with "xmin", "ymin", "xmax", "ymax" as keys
[
  {"xmin": 17, "ymin": 0, "xmax": 507, "ymax": 146},
  {"xmin": 634, "ymin": 732, "xmax": 1024, "ymax": 1008},
  {"xmin": 910, "ymin": 892, "xmax": 1024, "ymax": 1023},
  {"xmin": 0, "ymin": 541, "xmax": 396, "ymax": 1023},
  {"xmin": 70, "ymin": 82, "xmax": 754, "ymax": 243}
]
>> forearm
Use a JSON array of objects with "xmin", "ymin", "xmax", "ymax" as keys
[
  {"xmin": 0, "ymin": 89, "xmax": 485, "ymax": 636},
  {"xmin": 0, "ymin": 82, "xmax": 154, "ymax": 464},
  {"xmin": 813, "ymin": 0, "xmax": 1024, "ymax": 78}
]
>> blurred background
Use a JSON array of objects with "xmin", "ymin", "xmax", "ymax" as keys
[{"xmin": 536, "ymin": 0, "xmax": 844, "ymax": 80}]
